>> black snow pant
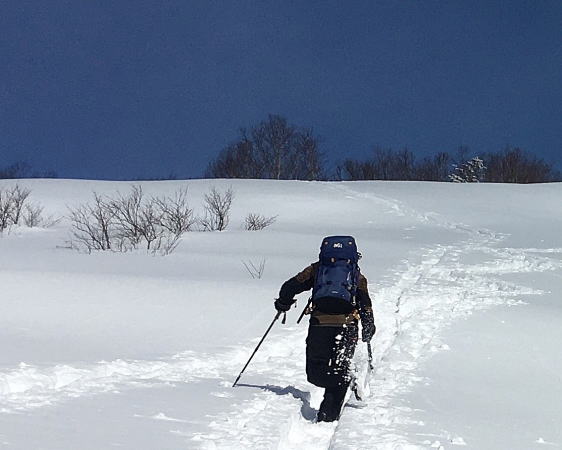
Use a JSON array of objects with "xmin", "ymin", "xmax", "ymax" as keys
[
  {"xmin": 305, "ymin": 322, "xmax": 358, "ymax": 421},
  {"xmin": 317, "ymin": 384, "xmax": 348, "ymax": 422}
]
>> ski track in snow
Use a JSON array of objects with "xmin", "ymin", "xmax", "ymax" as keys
[{"xmin": 2, "ymin": 187, "xmax": 562, "ymax": 449}]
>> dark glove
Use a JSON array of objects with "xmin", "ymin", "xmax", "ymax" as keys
[
  {"xmin": 360, "ymin": 310, "xmax": 376, "ymax": 342},
  {"xmin": 274, "ymin": 298, "xmax": 293, "ymax": 312}
]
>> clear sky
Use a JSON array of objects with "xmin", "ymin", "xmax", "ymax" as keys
[{"xmin": 1, "ymin": 0, "xmax": 561, "ymax": 179}]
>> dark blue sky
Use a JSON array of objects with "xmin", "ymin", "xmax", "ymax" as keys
[{"xmin": 1, "ymin": 0, "xmax": 561, "ymax": 179}]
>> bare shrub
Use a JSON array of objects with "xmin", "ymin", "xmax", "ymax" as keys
[
  {"xmin": 0, "ymin": 189, "xmax": 15, "ymax": 232},
  {"xmin": 68, "ymin": 186, "xmax": 195, "ymax": 255},
  {"xmin": 244, "ymin": 213, "xmax": 276, "ymax": 231},
  {"xmin": 23, "ymin": 202, "xmax": 44, "ymax": 227},
  {"xmin": 68, "ymin": 193, "xmax": 116, "ymax": 252},
  {"xmin": 0, "ymin": 185, "xmax": 33, "ymax": 232},
  {"xmin": 242, "ymin": 259, "xmax": 266, "ymax": 279},
  {"xmin": 110, "ymin": 186, "xmax": 145, "ymax": 250},
  {"xmin": 151, "ymin": 233, "xmax": 180, "ymax": 255},
  {"xmin": 136, "ymin": 197, "xmax": 162, "ymax": 252},
  {"xmin": 200, "ymin": 187, "xmax": 234, "ymax": 231},
  {"xmin": 153, "ymin": 188, "xmax": 196, "ymax": 236},
  {"xmin": 20, "ymin": 201, "xmax": 61, "ymax": 228},
  {"xmin": 110, "ymin": 186, "xmax": 195, "ymax": 254},
  {"xmin": 0, "ymin": 185, "xmax": 60, "ymax": 232},
  {"xmin": 8, "ymin": 185, "xmax": 31, "ymax": 224}
]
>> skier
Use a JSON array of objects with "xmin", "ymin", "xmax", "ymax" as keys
[{"xmin": 274, "ymin": 236, "xmax": 376, "ymax": 422}]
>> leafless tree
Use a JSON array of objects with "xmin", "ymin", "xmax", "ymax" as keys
[
  {"xmin": 206, "ymin": 139, "xmax": 261, "ymax": 179},
  {"xmin": 372, "ymin": 147, "xmax": 395, "ymax": 180},
  {"xmin": 483, "ymin": 147, "xmax": 560, "ymax": 183},
  {"xmin": 414, "ymin": 152, "xmax": 453, "ymax": 181},
  {"xmin": 244, "ymin": 213, "xmax": 276, "ymax": 231},
  {"xmin": 200, "ymin": 187, "xmax": 234, "ymax": 231},
  {"xmin": 391, "ymin": 148, "xmax": 416, "ymax": 180},
  {"xmin": 291, "ymin": 129, "xmax": 324, "ymax": 180},
  {"xmin": 434, "ymin": 152, "xmax": 453, "ymax": 181},
  {"xmin": 339, "ymin": 148, "xmax": 456, "ymax": 182},
  {"xmin": 338, "ymin": 147, "xmax": 414, "ymax": 180},
  {"xmin": 337, "ymin": 158, "xmax": 377, "ymax": 180},
  {"xmin": 206, "ymin": 115, "xmax": 324, "ymax": 180}
]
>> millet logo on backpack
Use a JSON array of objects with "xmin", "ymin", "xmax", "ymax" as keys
[{"xmin": 333, "ymin": 243, "xmax": 343, "ymax": 248}]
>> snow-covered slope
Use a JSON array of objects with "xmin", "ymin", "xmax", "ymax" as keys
[{"xmin": 1, "ymin": 179, "xmax": 561, "ymax": 449}]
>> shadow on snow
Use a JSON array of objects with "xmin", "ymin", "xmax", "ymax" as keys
[{"xmin": 236, "ymin": 383, "xmax": 317, "ymax": 421}]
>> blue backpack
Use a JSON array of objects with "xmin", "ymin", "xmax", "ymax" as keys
[{"xmin": 312, "ymin": 236, "xmax": 360, "ymax": 311}]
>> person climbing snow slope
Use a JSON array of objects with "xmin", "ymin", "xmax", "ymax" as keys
[{"xmin": 274, "ymin": 236, "xmax": 376, "ymax": 422}]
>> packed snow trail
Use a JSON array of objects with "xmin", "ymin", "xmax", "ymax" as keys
[{"xmin": 187, "ymin": 235, "xmax": 561, "ymax": 449}]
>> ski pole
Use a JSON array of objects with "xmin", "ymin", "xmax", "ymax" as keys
[
  {"xmin": 367, "ymin": 342, "xmax": 374, "ymax": 371},
  {"xmin": 233, "ymin": 311, "xmax": 282, "ymax": 387},
  {"xmin": 296, "ymin": 297, "xmax": 312, "ymax": 324}
]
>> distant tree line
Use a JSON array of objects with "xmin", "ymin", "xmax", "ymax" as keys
[
  {"xmin": 3, "ymin": 115, "xmax": 560, "ymax": 184},
  {"xmin": 337, "ymin": 147, "xmax": 452, "ymax": 182},
  {"xmin": 206, "ymin": 115, "xmax": 561, "ymax": 184},
  {"xmin": 0, "ymin": 161, "xmax": 57, "ymax": 179},
  {"xmin": 336, "ymin": 146, "xmax": 561, "ymax": 183}
]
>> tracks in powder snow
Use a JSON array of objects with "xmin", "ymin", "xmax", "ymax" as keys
[
  {"xmin": 190, "ymin": 233, "xmax": 562, "ymax": 449},
  {"xmin": 329, "ymin": 238, "xmax": 559, "ymax": 449},
  {"xmin": 2, "ymin": 239, "xmax": 562, "ymax": 447}
]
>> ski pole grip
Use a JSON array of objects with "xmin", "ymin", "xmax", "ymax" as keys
[{"xmin": 296, "ymin": 297, "xmax": 312, "ymax": 324}]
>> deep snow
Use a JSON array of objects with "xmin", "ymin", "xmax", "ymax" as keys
[{"xmin": 0, "ymin": 179, "xmax": 561, "ymax": 449}]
